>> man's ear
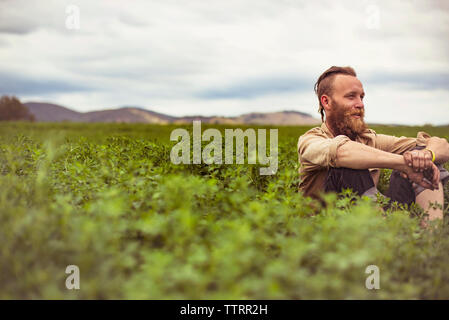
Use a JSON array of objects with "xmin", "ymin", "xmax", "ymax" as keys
[{"xmin": 321, "ymin": 95, "xmax": 331, "ymax": 111}]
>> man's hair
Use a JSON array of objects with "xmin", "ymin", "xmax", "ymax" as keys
[{"xmin": 314, "ymin": 66, "xmax": 357, "ymax": 122}]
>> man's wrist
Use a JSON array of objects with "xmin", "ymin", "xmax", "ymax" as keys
[
  {"xmin": 393, "ymin": 154, "xmax": 411, "ymax": 173},
  {"xmin": 425, "ymin": 148, "xmax": 436, "ymax": 162}
]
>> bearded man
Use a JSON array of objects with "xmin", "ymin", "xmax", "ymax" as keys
[{"xmin": 297, "ymin": 66, "xmax": 449, "ymax": 221}]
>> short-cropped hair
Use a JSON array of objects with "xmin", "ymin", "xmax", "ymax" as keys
[{"xmin": 315, "ymin": 66, "xmax": 357, "ymax": 122}]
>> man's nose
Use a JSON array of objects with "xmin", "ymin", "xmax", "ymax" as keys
[{"xmin": 355, "ymin": 99, "xmax": 364, "ymax": 109}]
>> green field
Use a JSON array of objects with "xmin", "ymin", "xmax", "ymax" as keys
[{"xmin": 1, "ymin": 122, "xmax": 449, "ymax": 299}]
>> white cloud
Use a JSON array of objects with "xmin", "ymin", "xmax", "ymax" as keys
[{"xmin": 0, "ymin": 0, "xmax": 448, "ymax": 124}]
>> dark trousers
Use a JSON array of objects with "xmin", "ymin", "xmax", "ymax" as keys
[{"xmin": 324, "ymin": 167, "xmax": 416, "ymax": 206}]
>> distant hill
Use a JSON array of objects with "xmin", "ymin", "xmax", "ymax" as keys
[
  {"xmin": 81, "ymin": 107, "xmax": 176, "ymax": 124},
  {"xmin": 24, "ymin": 102, "xmax": 321, "ymax": 126},
  {"xmin": 24, "ymin": 102, "xmax": 83, "ymax": 122},
  {"xmin": 236, "ymin": 110, "xmax": 320, "ymax": 125}
]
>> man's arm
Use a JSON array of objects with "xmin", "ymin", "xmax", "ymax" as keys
[
  {"xmin": 402, "ymin": 137, "xmax": 449, "ymax": 174},
  {"xmin": 426, "ymin": 136, "xmax": 449, "ymax": 164},
  {"xmin": 336, "ymin": 141, "xmax": 409, "ymax": 171},
  {"xmin": 336, "ymin": 140, "xmax": 440, "ymax": 189}
]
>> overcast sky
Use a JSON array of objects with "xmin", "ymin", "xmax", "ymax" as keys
[{"xmin": 0, "ymin": 0, "xmax": 448, "ymax": 124}]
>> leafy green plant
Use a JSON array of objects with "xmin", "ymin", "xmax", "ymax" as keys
[{"xmin": 1, "ymin": 122, "xmax": 449, "ymax": 299}]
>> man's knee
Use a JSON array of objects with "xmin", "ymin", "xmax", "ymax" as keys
[
  {"xmin": 416, "ymin": 181, "xmax": 445, "ymax": 220},
  {"xmin": 388, "ymin": 164, "xmax": 449, "ymax": 207},
  {"xmin": 387, "ymin": 152, "xmax": 449, "ymax": 207},
  {"xmin": 387, "ymin": 145, "xmax": 448, "ymax": 205},
  {"xmin": 325, "ymin": 167, "xmax": 375, "ymax": 196},
  {"xmin": 386, "ymin": 169, "xmax": 415, "ymax": 206}
]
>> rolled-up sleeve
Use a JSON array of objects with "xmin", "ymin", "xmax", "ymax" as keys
[
  {"xmin": 298, "ymin": 133, "xmax": 351, "ymax": 168},
  {"xmin": 416, "ymin": 131, "xmax": 431, "ymax": 147},
  {"xmin": 374, "ymin": 131, "xmax": 431, "ymax": 154}
]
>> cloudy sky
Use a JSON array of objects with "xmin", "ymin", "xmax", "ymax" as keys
[{"xmin": 0, "ymin": 0, "xmax": 448, "ymax": 124}]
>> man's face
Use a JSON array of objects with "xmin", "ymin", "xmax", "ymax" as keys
[{"xmin": 326, "ymin": 74, "xmax": 367, "ymax": 140}]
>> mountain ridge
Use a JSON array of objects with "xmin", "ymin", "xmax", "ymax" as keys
[{"xmin": 24, "ymin": 102, "xmax": 321, "ymax": 125}]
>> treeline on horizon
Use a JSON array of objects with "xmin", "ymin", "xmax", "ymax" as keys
[{"xmin": 0, "ymin": 95, "xmax": 35, "ymax": 122}]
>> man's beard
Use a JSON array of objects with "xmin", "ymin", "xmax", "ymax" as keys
[{"xmin": 327, "ymin": 102, "xmax": 367, "ymax": 141}]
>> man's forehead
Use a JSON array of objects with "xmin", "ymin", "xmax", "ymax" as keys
[{"xmin": 333, "ymin": 74, "xmax": 364, "ymax": 92}]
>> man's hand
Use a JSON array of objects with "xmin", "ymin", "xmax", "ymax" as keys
[
  {"xmin": 401, "ymin": 159, "xmax": 440, "ymax": 190},
  {"xmin": 403, "ymin": 149, "xmax": 433, "ymax": 173}
]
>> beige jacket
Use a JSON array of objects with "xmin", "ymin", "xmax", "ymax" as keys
[{"xmin": 297, "ymin": 122, "xmax": 430, "ymax": 197}]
